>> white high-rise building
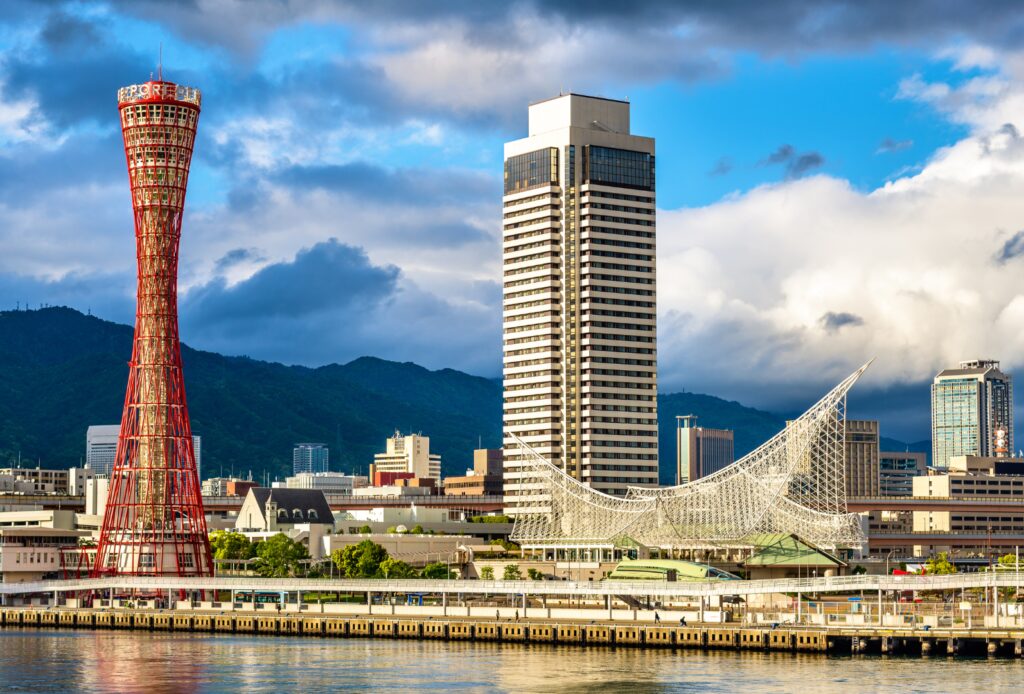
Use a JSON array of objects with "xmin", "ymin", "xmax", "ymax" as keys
[
  {"xmin": 373, "ymin": 431, "xmax": 441, "ymax": 479},
  {"xmin": 502, "ymin": 94, "xmax": 659, "ymax": 511},
  {"xmin": 86, "ymin": 425, "xmax": 201, "ymax": 478}
]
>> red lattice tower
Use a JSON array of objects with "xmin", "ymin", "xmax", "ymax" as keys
[{"xmin": 93, "ymin": 78, "xmax": 212, "ymax": 577}]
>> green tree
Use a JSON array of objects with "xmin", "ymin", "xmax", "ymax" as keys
[
  {"xmin": 210, "ymin": 530, "xmax": 256, "ymax": 560},
  {"xmin": 410, "ymin": 524, "xmax": 424, "ymax": 535},
  {"xmin": 469, "ymin": 515, "xmax": 512, "ymax": 524},
  {"xmin": 357, "ymin": 525, "xmax": 372, "ymax": 535},
  {"xmin": 925, "ymin": 552, "xmax": 957, "ymax": 575},
  {"xmin": 503, "ymin": 564, "xmax": 522, "ymax": 580},
  {"xmin": 421, "ymin": 562, "xmax": 454, "ymax": 579},
  {"xmin": 998, "ymin": 553, "xmax": 1022, "ymax": 568},
  {"xmin": 379, "ymin": 557, "xmax": 417, "ymax": 578},
  {"xmin": 527, "ymin": 568, "xmax": 542, "ymax": 580},
  {"xmin": 252, "ymin": 533, "xmax": 309, "ymax": 578},
  {"xmin": 479, "ymin": 566, "xmax": 495, "ymax": 580},
  {"xmin": 332, "ymin": 540, "xmax": 389, "ymax": 578}
]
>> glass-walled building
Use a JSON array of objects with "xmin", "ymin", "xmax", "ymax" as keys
[
  {"xmin": 502, "ymin": 94, "xmax": 658, "ymax": 512},
  {"xmin": 293, "ymin": 443, "xmax": 329, "ymax": 475},
  {"xmin": 931, "ymin": 360, "xmax": 1014, "ymax": 469}
]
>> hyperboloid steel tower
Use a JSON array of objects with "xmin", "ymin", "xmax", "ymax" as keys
[{"xmin": 93, "ymin": 78, "xmax": 213, "ymax": 577}]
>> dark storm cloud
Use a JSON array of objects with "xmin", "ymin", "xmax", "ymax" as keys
[
  {"xmin": 183, "ymin": 239, "xmax": 399, "ymax": 324},
  {"xmin": 999, "ymin": 122, "xmax": 1021, "ymax": 139},
  {"xmin": 996, "ymin": 230, "xmax": 1024, "ymax": 264},
  {"xmin": 759, "ymin": 144, "xmax": 794, "ymax": 166},
  {"xmin": 178, "ymin": 238, "xmax": 501, "ymax": 371},
  {"xmin": 819, "ymin": 311, "xmax": 865, "ymax": 333},
  {"xmin": 3, "ymin": 11, "xmax": 149, "ymax": 128},
  {"xmin": 110, "ymin": 1, "xmax": 1024, "ymax": 55},
  {"xmin": 708, "ymin": 157, "xmax": 733, "ymax": 176},
  {"xmin": 214, "ymin": 248, "xmax": 267, "ymax": 272},
  {"xmin": 0, "ymin": 132, "xmax": 126, "ymax": 204},
  {"xmin": 0, "ymin": 270, "xmax": 135, "ymax": 323},
  {"xmin": 787, "ymin": 152, "xmax": 825, "ymax": 178},
  {"xmin": 845, "ymin": 380, "xmax": 933, "ymax": 443},
  {"xmin": 876, "ymin": 137, "xmax": 914, "ymax": 154},
  {"xmin": 758, "ymin": 144, "xmax": 825, "ymax": 178}
]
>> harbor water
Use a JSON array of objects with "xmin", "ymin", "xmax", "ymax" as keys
[{"xmin": 0, "ymin": 629, "xmax": 1020, "ymax": 692}]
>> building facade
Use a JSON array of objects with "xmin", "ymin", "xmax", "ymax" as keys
[
  {"xmin": 201, "ymin": 477, "xmax": 256, "ymax": 497},
  {"xmin": 87, "ymin": 425, "xmax": 200, "ymax": 478},
  {"xmin": 675, "ymin": 415, "xmax": 734, "ymax": 484},
  {"xmin": 373, "ymin": 431, "xmax": 441, "ymax": 479},
  {"xmin": 0, "ymin": 468, "xmax": 70, "ymax": 495},
  {"xmin": 932, "ymin": 359, "xmax": 1014, "ymax": 469},
  {"xmin": 443, "ymin": 448, "xmax": 505, "ymax": 496},
  {"xmin": 85, "ymin": 425, "xmax": 119, "ymax": 477},
  {"xmin": 878, "ymin": 451, "xmax": 927, "ymax": 496},
  {"xmin": 502, "ymin": 94, "xmax": 659, "ymax": 511},
  {"xmin": 293, "ymin": 443, "xmax": 329, "ymax": 475},
  {"xmin": 907, "ymin": 455, "xmax": 1024, "ymax": 558},
  {"xmin": 282, "ymin": 472, "xmax": 368, "ymax": 495},
  {"xmin": 844, "ymin": 419, "xmax": 880, "ymax": 497}
]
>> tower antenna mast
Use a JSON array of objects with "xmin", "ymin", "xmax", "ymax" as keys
[{"xmin": 158, "ymin": 43, "xmax": 162, "ymax": 82}]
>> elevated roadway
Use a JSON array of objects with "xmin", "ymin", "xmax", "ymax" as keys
[
  {"xmin": 202, "ymin": 494, "xmax": 504, "ymax": 514},
  {"xmin": 848, "ymin": 496, "xmax": 1024, "ymax": 513},
  {"xmin": 5, "ymin": 572, "xmax": 1023, "ymax": 599}
]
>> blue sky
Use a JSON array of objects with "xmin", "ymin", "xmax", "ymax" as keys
[{"xmin": 2, "ymin": 1, "xmax": 1024, "ymax": 443}]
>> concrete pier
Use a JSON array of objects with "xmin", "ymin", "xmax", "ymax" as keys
[{"xmin": 4, "ymin": 606, "xmax": 1024, "ymax": 657}]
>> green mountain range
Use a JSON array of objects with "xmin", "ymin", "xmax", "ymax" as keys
[{"xmin": 0, "ymin": 307, "xmax": 921, "ymax": 484}]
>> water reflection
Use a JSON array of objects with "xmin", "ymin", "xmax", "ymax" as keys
[{"xmin": 0, "ymin": 630, "xmax": 1022, "ymax": 693}]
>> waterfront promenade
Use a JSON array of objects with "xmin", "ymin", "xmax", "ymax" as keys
[
  {"xmin": 3, "ymin": 605, "xmax": 1024, "ymax": 658},
  {"xmin": 3, "ymin": 572, "xmax": 1024, "ymax": 657}
]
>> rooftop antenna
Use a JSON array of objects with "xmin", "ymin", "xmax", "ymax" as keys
[{"xmin": 158, "ymin": 43, "xmax": 163, "ymax": 82}]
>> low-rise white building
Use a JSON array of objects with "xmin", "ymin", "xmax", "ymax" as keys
[
  {"xmin": 0, "ymin": 468, "xmax": 68, "ymax": 494},
  {"xmin": 322, "ymin": 532, "xmax": 472, "ymax": 568},
  {"xmin": 235, "ymin": 488, "xmax": 335, "ymax": 533},
  {"xmin": 283, "ymin": 472, "xmax": 367, "ymax": 495},
  {"xmin": 0, "ymin": 527, "xmax": 89, "ymax": 582}
]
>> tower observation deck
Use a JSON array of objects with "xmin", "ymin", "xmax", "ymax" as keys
[{"xmin": 93, "ymin": 79, "xmax": 212, "ymax": 577}]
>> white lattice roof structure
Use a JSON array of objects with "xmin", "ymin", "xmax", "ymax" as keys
[{"xmin": 510, "ymin": 363, "xmax": 871, "ymax": 551}]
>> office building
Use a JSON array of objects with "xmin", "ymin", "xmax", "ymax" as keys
[
  {"xmin": 373, "ymin": 431, "xmax": 441, "ymax": 479},
  {"xmin": 878, "ymin": 451, "xmax": 927, "ymax": 496},
  {"xmin": 444, "ymin": 449, "xmax": 505, "ymax": 496},
  {"xmin": 85, "ymin": 425, "xmax": 119, "ymax": 477},
  {"xmin": 844, "ymin": 419, "xmax": 880, "ymax": 497},
  {"xmin": 0, "ymin": 468, "xmax": 69, "ymax": 495},
  {"xmin": 201, "ymin": 477, "xmax": 256, "ymax": 498},
  {"xmin": 87, "ymin": 425, "xmax": 200, "ymax": 479},
  {"xmin": 283, "ymin": 472, "xmax": 368, "ymax": 495},
  {"xmin": 676, "ymin": 416, "xmax": 734, "ymax": 484},
  {"xmin": 293, "ymin": 443, "xmax": 329, "ymax": 475},
  {"xmin": 68, "ymin": 467, "xmax": 95, "ymax": 497},
  {"xmin": 502, "ymin": 93, "xmax": 659, "ymax": 509},
  {"xmin": 932, "ymin": 359, "xmax": 1014, "ymax": 469},
  {"xmin": 908, "ymin": 455, "xmax": 1024, "ymax": 558}
]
